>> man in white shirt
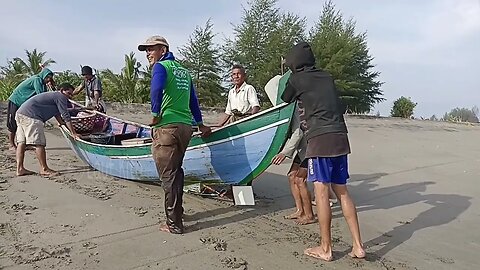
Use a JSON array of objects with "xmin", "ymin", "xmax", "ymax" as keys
[{"xmin": 218, "ymin": 65, "xmax": 260, "ymax": 126}]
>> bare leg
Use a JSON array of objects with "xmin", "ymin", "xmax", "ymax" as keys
[
  {"xmin": 329, "ymin": 187, "xmax": 336, "ymax": 200},
  {"xmin": 16, "ymin": 143, "xmax": 34, "ymax": 176},
  {"xmin": 331, "ymin": 184, "xmax": 365, "ymax": 258},
  {"xmin": 296, "ymin": 177, "xmax": 316, "ymax": 225},
  {"xmin": 329, "ymin": 187, "xmax": 338, "ymax": 205},
  {"xmin": 284, "ymin": 168, "xmax": 303, "ymax": 219},
  {"xmin": 304, "ymin": 182, "xmax": 332, "ymax": 261},
  {"xmin": 294, "ymin": 170, "xmax": 316, "ymax": 225},
  {"xmin": 36, "ymin": 145, "xmax": 59, "ymax": 176},
  {"xmin": 8, "ymin": 132, "xmax": 16, "ymax": 151},
  {"xmin": 314, "ymin": 187, "xmax": 337, "ymax": 206}
]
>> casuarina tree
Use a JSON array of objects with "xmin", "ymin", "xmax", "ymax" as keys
[
  {"xmin": 309, "ymin": 1, "xmax": 384, "ymax": 113},
  {"xmin": 222, "ymin": 0, "xmax": 306, "ymax": 105},
  {"xmin": 179, "ymin": 19, "xmax": 224, "ymax": 107}
]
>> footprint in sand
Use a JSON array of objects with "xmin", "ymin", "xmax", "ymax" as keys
[
  {"xmin": 200, "ymin": 237, "xmax": 228, "ymax": 251},
  {"xmin": 10, "ymin": 203, "xmax": 38, "ymax": 212},
  {"xmin": 82, "ymin": 241, "xmax": 98, "ymax": 250},
  {"xmin": 221, "ymin": 256, "xmax": 247, "ymax": 269},
  {"xmin": 0, "ymin": 222, "xmax": 20, "ymax": 242},
  {"xmin": 134, "ymin": 207, "xmax": 148, "ymax": 217}
]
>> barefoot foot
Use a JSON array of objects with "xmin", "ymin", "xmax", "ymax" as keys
[
  {"xmin": 16, "ymin": 168, "xmax": 35, "ymax": 176},
  {"xmin": 159, "ymin": 224, "xmax": 171, "ymax": 233},
  {"xmin": 348, "ymin": 247, "xmax": 366, "ymax": 259},
  {"xmin": 39, "ymin": 169, "xmax": 60, "ymax": 177},
  {"xmin": 304, "ymin": 246, "xmax": 332, "ymax": 262},
  {"xmin": 159, "ymin": 223, "xmax": 184, "ymax": 234},
  {"xmin": 284, "ymin": 210, "xmax": 302, "ymax": 220},
  {"xmin": 295, "ymin": 216, "xmax": 317, "ymax": 225}
]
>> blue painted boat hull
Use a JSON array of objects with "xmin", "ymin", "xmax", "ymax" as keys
[{"xmin": 61, "ymin": 102, "xmax": 295, "ymax": 185}]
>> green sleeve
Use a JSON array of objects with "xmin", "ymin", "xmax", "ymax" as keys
[{"xmin": 32, "ymin": 78, "xmax": 45, "ymax": 95}]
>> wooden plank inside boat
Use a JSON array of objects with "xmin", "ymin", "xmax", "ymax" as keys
[{"xmin": 120, "ymin": 137, "xmax": 153, "ymax": 146}]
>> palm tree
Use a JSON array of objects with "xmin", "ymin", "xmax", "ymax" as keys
[
  {"xmin": 0, "ymin": 49, "xmax": 56, "ymax": 100},
  {"xmin": 0, "ymin": 79, "xmax": 17, "ymax": 100},
  {"xmin": 0, "ymin": 59, "xmax": 29, "ymax": 100},
  {"xmin": 101, "ymin": 52, "xmax": 149, "ymax": 103},
  {"xmin": 139, "ymin": 65, "xmax": 152, "ymax": 98},
  {"xmin": 1, "ymin": 59, "xmax": 28, "ymax": 80},
  {"xmin": 13, "ymin": 49, "xmax": 56, "ymax": 75}
]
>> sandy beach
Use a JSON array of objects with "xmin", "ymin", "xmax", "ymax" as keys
[{"xmin": 1, "ymin": 102, "xmax": 478, "ymax": 270}]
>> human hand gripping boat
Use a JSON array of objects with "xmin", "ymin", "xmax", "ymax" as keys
[{"xmin": 59, "ymin": 73, "xmax": 295, "ymax": 199}]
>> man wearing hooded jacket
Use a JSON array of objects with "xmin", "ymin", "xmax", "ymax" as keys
[
  {"xmin": 281, "ymin": 42, "xmax": 365, "ymax": 261},
  {"xmin": 6, "ymin": 68, "xmax": 54, "ymax": 150}
]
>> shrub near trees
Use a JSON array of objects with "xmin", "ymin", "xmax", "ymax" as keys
[
  {"xmin": 1, "ymin": 0, "xmax": 383, "ymax": 113},
  {"xmin": 442, "ymin": 107, "xmax": 479, "ymax": 123},
  {"xmin": 391, "ymin": 96, "xmax": 417, "ymax": 118}
]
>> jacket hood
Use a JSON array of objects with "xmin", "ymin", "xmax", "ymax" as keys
[
  {"xmin": 285, "ymin": 42, "xmax": 316, "ymax": 73},
  {"xmin": 38, "ymin": 68, "xmax": 53, "ymax": 79},
  {"xmin": 160, "ymin": 52, "xmax": 175, "ymax": 61}
]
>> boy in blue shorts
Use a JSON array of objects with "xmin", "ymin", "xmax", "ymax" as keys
[{"xmin": 281, "ymin": 42, "xmax": 365, "ymax": 261}]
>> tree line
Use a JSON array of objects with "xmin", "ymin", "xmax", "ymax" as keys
[
  {"xmin": 390, "ymin": 96, "xmax": 479, "ymax": 123},
  {"xmin": 1, "ymin": 0, "xmax": 383, "ymax": 112}
]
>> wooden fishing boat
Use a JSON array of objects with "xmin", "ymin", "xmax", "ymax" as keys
[{"xmin": 60, "ymin": 73, "xmax": 294, "ymax": 186}]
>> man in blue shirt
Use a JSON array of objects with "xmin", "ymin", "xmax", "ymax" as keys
[{"xmin": 138, "ymin": 35, "xmax": 211, "ymax": 234}]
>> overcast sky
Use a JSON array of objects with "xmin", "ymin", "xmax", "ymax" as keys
[{"xmin": 1, "ymin": 0, "xmax": 479, "ymax": 117}]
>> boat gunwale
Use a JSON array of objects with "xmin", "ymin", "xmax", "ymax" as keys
[
  {"xmin": 107, "ymin": 118, "xmax": 289, "ymax": 159},
  {"xmin": 61, "ymin": 102, "xmax": 290, "ymax": 149}
]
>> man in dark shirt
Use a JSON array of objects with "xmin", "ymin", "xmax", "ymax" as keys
[
  {"xmin": 73, "ymin": 65, "xmax": 106, "ymax": 112},
  {"xmin": 281, "ymin": 42, "xmax": 365, "ymax": 261},
  {"xmin": 15, "ymin": 83, "xmax": 78, "ymax": 177}
]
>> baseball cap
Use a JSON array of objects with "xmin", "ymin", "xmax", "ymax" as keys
[
  {"xmin": 138, "ymin": 36, "xmax": 169, "ymax": 51},
  {"xmin": 81, "ymin": 66, "xmax": 93, "ymax": 76}
]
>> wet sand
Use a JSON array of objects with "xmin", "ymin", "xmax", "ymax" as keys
[{"xmin": 1, "ymin": 103, "xmax": 478, "ymax": 269}]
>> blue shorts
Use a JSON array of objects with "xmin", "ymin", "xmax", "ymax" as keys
[{"xmin": 307, "ymin": 155, "xmax": 349, "ymax": 184}]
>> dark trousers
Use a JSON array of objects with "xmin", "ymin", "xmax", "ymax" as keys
[
  {"xmin": 7, "ymin": 100, "xmax": 19, "ymax": 133},
  {"xmin": 152, "ymin": 124, "xmax": 192, "ymax": 234}
]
